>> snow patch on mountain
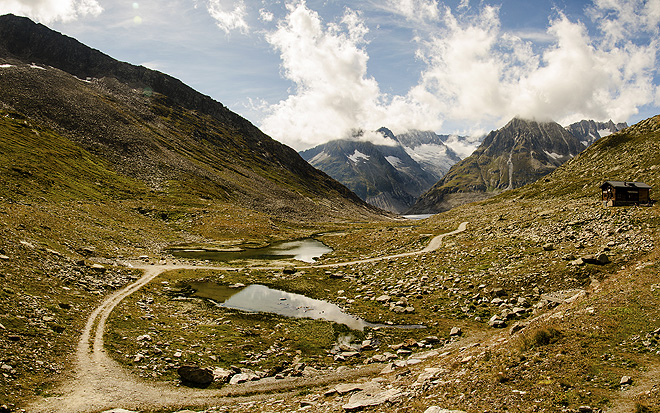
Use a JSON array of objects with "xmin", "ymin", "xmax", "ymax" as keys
[
  {"xmin": 385, "ymin": 156, "xmax": 402, "ymax": 168},
  {"xmin": 347, "ymin": 150, "xmax": 370, "ymax": 163}
]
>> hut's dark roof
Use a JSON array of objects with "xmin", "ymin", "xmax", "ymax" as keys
[{"xmin": 601, "ymin": 181, "xmax": 652, "ymax": 189}]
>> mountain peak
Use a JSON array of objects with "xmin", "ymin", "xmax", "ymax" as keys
[{"xmin": 409, "ymin": 117, "xmax": 586, "ymax": 214}]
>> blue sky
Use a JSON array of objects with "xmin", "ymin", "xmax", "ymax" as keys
[{"xmin": 2, "ymin": 0, "xmax": 660, "ymax": 153}]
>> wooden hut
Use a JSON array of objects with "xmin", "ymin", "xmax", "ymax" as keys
[{"xmin": 601, "ymin": 181, "xmax": 652, "ymax": 206}]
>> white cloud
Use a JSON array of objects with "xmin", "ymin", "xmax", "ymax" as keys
[
  {"xmin": 260, "ymin": 1, "xmax": 659, "ymax": 151},
  {"xmin": 259, "ymin": 8, "xmax": 274, "ymax": 22},
  {"xmin": 260, "ymin": 2, "xmax": 386, "ymax": 150},
  {"xmin": 386, "ymin": 0, "xmax": 440, "ymax": 23},
  {"xmin": 260, "ymin": 1, "xmax": 451, "ymax": 150},
  {"xmin": 407, "ymin": 2, "xmax": 659, "ymax": 129},
  {"xmin": 206, "ymin": 0, "xmax": 249, "ymax": 34},
  {"xmin": 0, "ymin": 0, "xmax": 103, "ymax": 23}
]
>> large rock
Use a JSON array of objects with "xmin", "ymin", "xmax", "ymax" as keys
[
  {"xmin": 177, "ymin": 365, "xmax": 214, "ymax": 386},
  {"xmin": 212, "ymin": 367, "xmax": 233, "ymax": 383},
  {"xmin": 342, "ymin": 382, "xmax": 404, "ymax": 411}
]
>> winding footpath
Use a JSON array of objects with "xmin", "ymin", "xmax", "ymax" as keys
[{"xmin": 28, "ymin": 222, "xmax": 468, "ymax": 413}]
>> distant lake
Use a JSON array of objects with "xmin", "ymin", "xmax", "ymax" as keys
[
  {"xmin": 169, "ymin": 239, "xmax": 332, "ymax": 263},
  {"xmin": 189, "ymin": 282, "xmax": 425, "ymax": 331},
  {"xmin": 402, "ymin": 214, "xmax": 434, "ymax": 220}
]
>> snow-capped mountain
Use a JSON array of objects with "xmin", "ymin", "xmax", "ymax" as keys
[
  {"xmin": 395, "ymin": 130, "xmax": 463, "ymax": 179},
  {"xmin": 565, "ymin": 119, "xmax": 628, "ymax": 147},
  {"xmin": 299, "ymin": 128, "xmax": 462, "ymax": 213}
]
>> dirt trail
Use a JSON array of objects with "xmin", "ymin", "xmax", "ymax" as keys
[
  {"xmin": 315, "ymin": 221, "xmax": 468, "ymax": 268},
  {"xmin": 27, "ymin": 222, "xmax": 468, "ymax": 413}
]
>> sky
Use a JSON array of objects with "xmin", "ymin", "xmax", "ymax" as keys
[{"xmin": 1, "ymin": 0, "xmax": 660, "ymax": 154}]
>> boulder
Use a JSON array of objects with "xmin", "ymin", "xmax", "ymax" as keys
[
  {"xmin": 177, "ymin": 365, "xmax": 214, "ymax": 386},
  {"xmin": 488, "ymin": 315, "xmax": 506, "ymax": 328},
  {"xmin": 376, "ymin": 295, "xmax": 391, "ymax": 303},
  {"xmin": 229, "ymin": 373, "xmax": 250, "ymax": 385},
  {"xmin": 449, "ymin": 327, "xmax": 462, "ymax": 337},
  {"xmin": 491, "ymin": 288, "xmax": 507, "ymax": 297},
  {"xmin": 212, "ymin": 367, "xmax": 233, "ymax": 383},
  {"xmin": 342, "ymin": 383, "xmax": 403, "ymax": 411},
  {"xmin": 581, "ymin": 254, "xmax": 610, "ymax": 265}
]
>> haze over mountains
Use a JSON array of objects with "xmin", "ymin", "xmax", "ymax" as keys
[{"xmin": 302, "ymin": 117, "xmax": 628, "ymax": 214}]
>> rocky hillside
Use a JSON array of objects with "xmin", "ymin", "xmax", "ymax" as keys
[
  {"xmin": 409, "ymin": 118, "xmax": 587, "ymax": 214},
  {"xmin": 0, "ymin": 13, "xmax": 380, "ymax": 223},
  {"xmin": 300, "ymin": 129, "xmax": 460, "ymax": 213},
  {"xmin": 515, "ymin": 114, "xmax": 660, "ymax": 200}
]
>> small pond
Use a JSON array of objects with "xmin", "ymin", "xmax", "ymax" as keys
[
  {"xmin": 188, "ymin": 281, "xmax": 424, "ymax": 331},
  {"xmin": 170, "ymin": 239, "xmax": 333, "ymax": 263}
]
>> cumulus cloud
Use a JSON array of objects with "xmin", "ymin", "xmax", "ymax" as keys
[
  {"xmin": 260, "ymin": 2, "xmax": 388, "ymax": 149},
  {"xmin": 259, "ymin": 8, "xmax": 274, "ymax": 22},
  {"xmin": 0, "ymin": 0, "xmax": 103, "ymax": 23},
  {"xmin": 206, "ymin": 0, "xmax": 249, "ymax": 34},
  {"xmin": 261, "ymin": 0, "xmax": 659, "ymax": 151}
]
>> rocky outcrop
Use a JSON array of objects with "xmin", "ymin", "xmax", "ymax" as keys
[{"xmin": 176, "ymin": 365, "xmax": 214, "ymax": 386}]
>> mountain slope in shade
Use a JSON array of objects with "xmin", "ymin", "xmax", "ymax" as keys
[
  {"xmin": 300, "ymin": 136, "xmax": 438, "ymax": 213},
  {"xmin": 409, "ymin": 118, "xmax": 586, "ymax": 214},
  {"xmin": 566, "ymin": 119, "xmax": 628, "ymax": 147},
  {"xmin": 0, "ymin": 14, "xmax": 381, "ymax": 222}
]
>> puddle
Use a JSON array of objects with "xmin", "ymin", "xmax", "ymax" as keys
[
  {"xmin": 188, "ymin": 281, "xmax": 424, "ymax": 331},
  {"xmin": 169, "ymin": 239, "xmax": 332, "ymax": 263}
]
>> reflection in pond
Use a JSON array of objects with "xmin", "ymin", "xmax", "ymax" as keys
[
  {"xmin": 188, "ymin": 281, "xmax": 424, "ymax": 331},
  {"xmin": 170, "ymin": 239, "xmax": 332, "ymax": 263}
]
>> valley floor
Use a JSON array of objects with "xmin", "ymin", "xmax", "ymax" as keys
[{"xmin": 2, "ymin": 197, "xmax": 660, "ymax": 413}]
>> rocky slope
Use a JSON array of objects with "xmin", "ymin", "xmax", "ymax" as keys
[
  {"xmin": 300, "ymin": 129, "xmax": 459, "ymax": 213},
  {"xmin": 0, "ymin": 15, "xmax": 386, "ymax": 408},
  {"xmin": 40, "ymin": 114, "xmax": 660, "ymax": 413},
  {"xmin": 409, "ymin": 118, "xmax": 587, "ymax": 214},
  {"xmin": 0, "ymin": 13, "xmax": 379, "ymax": 223}
]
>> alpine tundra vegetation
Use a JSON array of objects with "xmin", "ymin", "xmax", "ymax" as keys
[{"xmin": 1, "ymin": 11, "xmax": 660, "ymax": 413}]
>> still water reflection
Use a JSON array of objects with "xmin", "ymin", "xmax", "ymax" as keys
[
  {"xmin": 170, "ymin": 239, "xmax": 332, "ymax": 263},
  {"xmin": 189, "ymin": 281, "xmax": 424, "ymax": 331}
]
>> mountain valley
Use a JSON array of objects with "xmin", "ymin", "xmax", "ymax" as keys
[{"xmin": 0, "ymin": 13, "xmax": 659, "ymax": 413}]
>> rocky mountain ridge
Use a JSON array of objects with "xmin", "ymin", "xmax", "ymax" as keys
[
  {"xmin": 566, "ymin": 119, "xmax": 628, "ymax": 147},
  {"xmin": 408, "ymin": 117, "xmax": 626, "ymax": 214}
]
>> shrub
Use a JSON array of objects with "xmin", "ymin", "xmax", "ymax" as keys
[{"xmin": 519, "ymin": 327, "xmax": 562, "ymax": 351}]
